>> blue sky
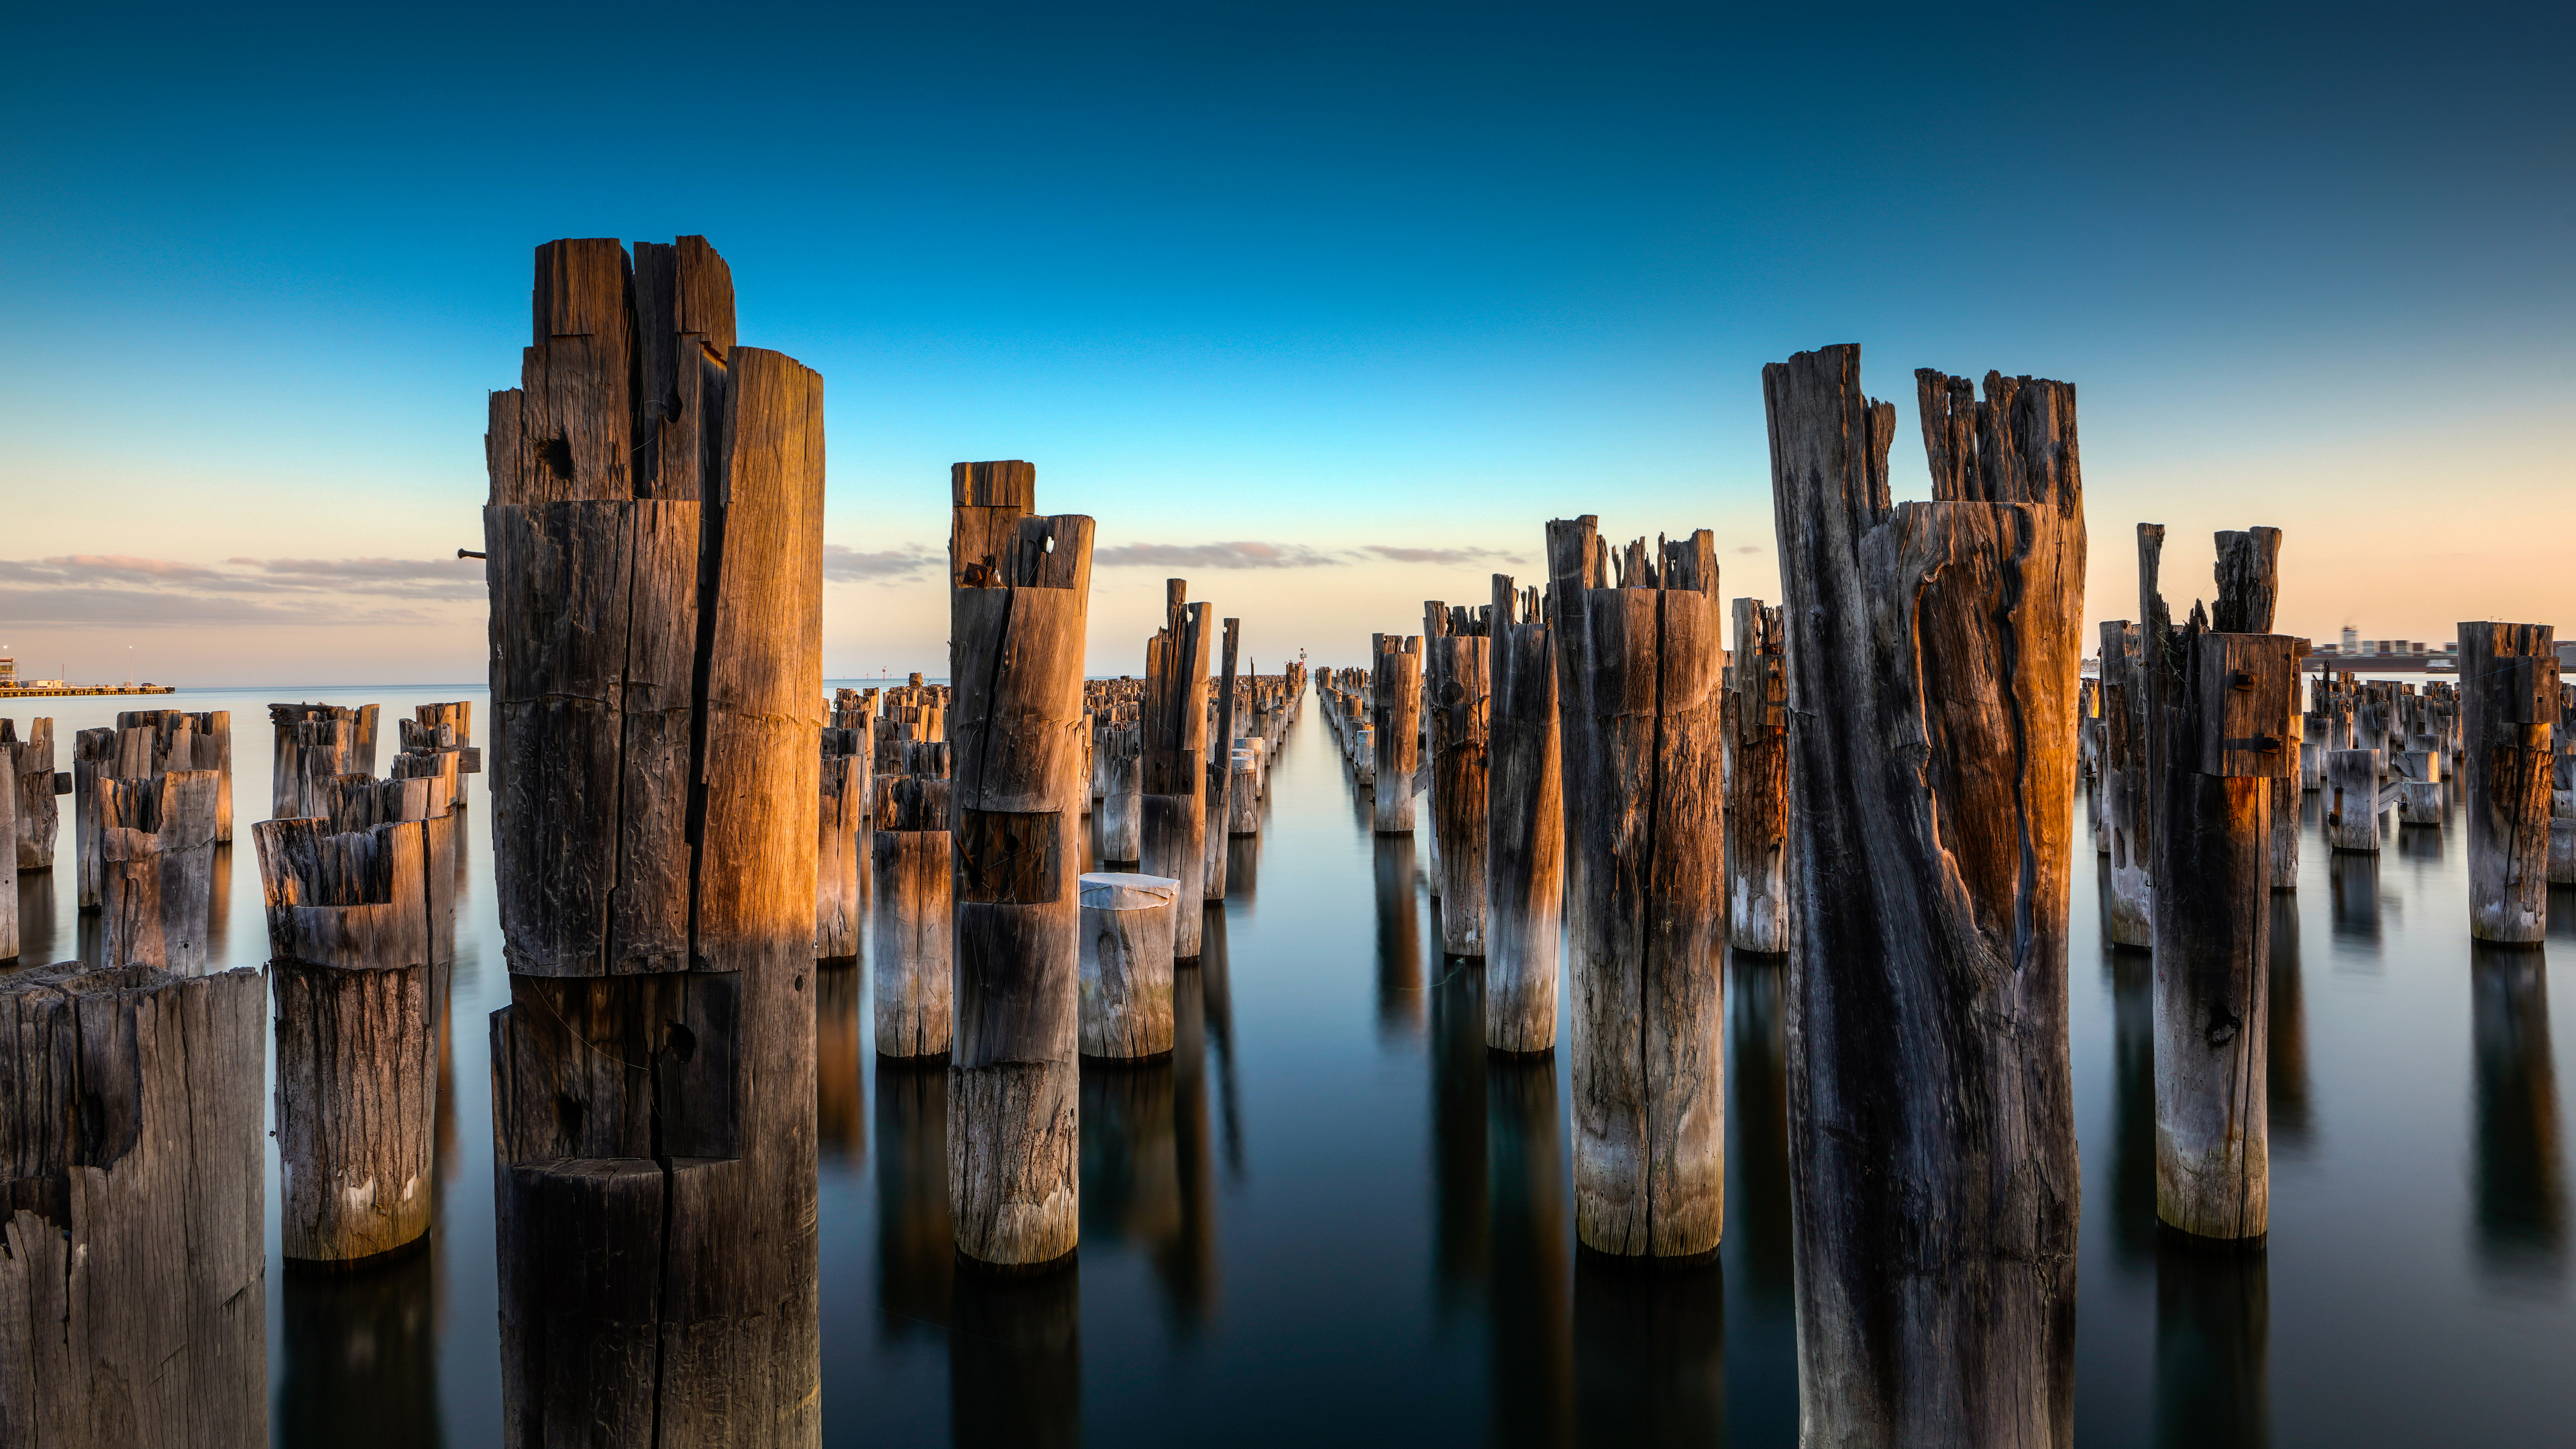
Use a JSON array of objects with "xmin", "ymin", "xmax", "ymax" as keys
[{"xmin": 3, "ymin": 1, "xmax": 2567, "ymax": 681}]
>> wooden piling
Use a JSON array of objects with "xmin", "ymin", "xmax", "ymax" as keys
[
  {"xmin": 1765, "ymin": 352, "xmax": 2085, "ymax": 1444},
  {"xmin": 1485, "ymin": 574, "xmax": 1564, "ymax": 1054},
  {"xmin": 1141, "ymin": 582, "xmax": 1211, "ymax": 958},
  {"xmin": 1203, "ymin": 618, "xmax": 1241, "ymax": 900},
  {"xmin": 2100, "ymin": 620, "xmax": 2154, "ymax": 947},
  {"xmin": 97, "ymin": 769, "xmax": 222, "ymax": 973},
  {"xmin": 4, "ymin": 718, "xmax": 60, "ymax": 871},
  {"xmin": 2323, "ymin": 749, "xmax": 2383, "ymax": 853},
  {"xmin": 1545, "ymin": 515, "xmax": 1726, "ymax": 1259},
  {"xmin": 1078, "ymin": 871, "xmax": 1180, "ymax": 1059},
  {"xmin": 1098, "ymin": 720, "xmax": 1142, "ymax": 861},
  {"xmin": 2457, "ymin": 622, "xmax": 2558, "ymax": 943},
  {"xmin": 873, "ymin": 775, "xmax": 955, "ymax": 1059},
  {"xmin": 1723, "ymin": 597, "xmax": 1790, "ymax": 954},
  {"xmin": 1426, "ymin": 608, "xmax": 1491, "ymax": 957},
  {"xmin": 818, "ymin": 727, "xmax": 867, "ymax": 964},
  {"xmin": 949, "ymin": 486, "xmax": 1095, "ymax": 1269},
  {"xmin": 1371, "ymin": 635, "xmax": 1423, "ymax": 833}
]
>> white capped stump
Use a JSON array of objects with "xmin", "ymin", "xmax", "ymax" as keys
[
  {"xmin": 872, "ymin": 775, "xmax": 954, "ymax": 1060},
  {"xmin": 0, "ymin": 963, "xmax": 267, "ymax": 1447},
  {"xmin": 1723, "ymin": 596, "xmax": 1790, "ymax": 954},
  {"xmin": 2324, "ymin": 749, "xmax": 2382, "ymax": 853},
  {"xmin": 1078, "ymin": 872, "xmax": 1179, "ymax": 1059},
  {"xmin": 1766, "ymin": 353, "xmax": 2086, "ymax": 1446},
  {"xmin": 2458, "ymin": 622, "xmax": 2558, "ymax": 943},
  {"xmin": 1485, "ymin": 574, "xmax": 1564, "ymax": 1055},
  {"xmin": 1545, "ymin": 517, "xmax": 1726, "ymax": 1260}
]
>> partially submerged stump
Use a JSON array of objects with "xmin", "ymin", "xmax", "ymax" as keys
[
  {"xmin": 2458, "ymin": 622, "xmax": 2558, "ymax": 943},
  {"xmin": 1202, "ymin": 617, "xmax": 1241, "ymax": 900},
  {"xmin": 818, "ymin": 728, "xmax": 868, "ymax": 963},
  {"xmin": 97, "ymin": 769, "xmax": 223, "ymax": 973},
  {"xmin": 2099, "ymin": 620, "xmax": 2154, "ymax": 947},
  {"xmin": 873, "ymin": 775, "xmax": 954, "ymax": 1059},
  {"xmin": 270, "ymin": 704, "xmax": 378, "ymax": 816},
  {"xmin": 1078, "ymin": 872, "xmax": 1180, "ymax": 1059},
  {"xmin": 1723, "ymin": 596, "xmax": 1789, "ymax": 954},
  {"xmin": 0, "ymin": 962, "xmax": 267, "ymax": 1446},
  {"xmin": 1371, "ymin": 635, "xmax": 1423, "ymax": 833},
  {"xmin": 1140, "ymin": 582, "xmax": 1211, "ymax": 958},
  {"xmin": 2323, "ymin": 749, "xmax": 2383, "ymax": 853},
  {"xmin": 1485, "ymin": 574, "xmax": 1564, "ymax": 1053},
  {"xmin": 1545, "ymin": 515, "xmax": 1726, "ymax": 1259},
  {"xmin": 1765, "ymin": 350, "xmax": 2086, "ymax": 1446},
  {"xmin": 1097, "ymin": 720, "xmax": 1142, "ymax": 861},
  {"xmin": 3, "ymin": 718, "xmax": 60, "ymax": 871},
  {"xmin": 1425, "ymin": 607, "xmax": 1490, "ymax": 957}
]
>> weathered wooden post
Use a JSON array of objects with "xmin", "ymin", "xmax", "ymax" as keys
[
  {"xmin": 1078, "ymin": 871, "xmax": 1179, "ymax": 1059},
  {"xmin": 270, "ymin": 704, "xmax": 376, "ymax": 816},
  {"xmin": 0, "ymin": 761, "xmax": 14, "ymax": 961},
  {"xmin": 481, "ymin": 235, "xmax": 820, "ymax": 1445},
  {"xmin": 1426, "ymin": 607, "xmax": 1490, "ymax": 956},
  {"xmin": 818, "ymin": 726, "xmax": 867, "ymax": 963},
  {"xmin": 1766, "ymin": 351, "xmax": 2085, "ymax": 1444},
  {"xmin": 2551, "ymin": 686, "xmax": 2575, "ymax": 885},
  {"xmin": 117, "ymin": 708, "xmax": 235, "ymax": 840},
  {"xmin": 1098, "ymin": 718, "xmax": 1142, "ymax": 861},
  {"xmin": 0, "ymin": 963, "xmax": 267, "ymax": 1445},
  {"xmin": 2273, "ymin": 638, "xmax": 2309, "ymax": 885},
  {"xmin": 2459, "ymin": 622, "xmax": 2559, "ymax": 943},
  {"xmin": 1724, "ymin": 596, "xmax": 1789, "ymax": 953},
  {"xmin": 2140, "ymin": 523, "xmax": 2295, "ymax": 1241},
  {"xmin": 1371, "ymin": 635, "xmax": 1424, "ymax": 833},
  {"xmin": 1141, "ymin": 582, "xmax": 1211, "ymax": 958},
  {"xmin": 873, "ymin": 774, "xmax": 954, "ymax": 1059},
  {"xmin": 4, "ymin": 718, "xmax": 62, "ymax": 873},
  {"xmin": 255, "ymin": 815, "xmax": 441, "ymax": 1263},
  {"xmin": 2100, "ymin": 620, "xmax": 2155, "ymax": 947},
  {"xmin": 1545, "ymin": 515, "xmax": 1727, "ymax": 1258},
  {"xmin": 1485, "ymin": 574, "xmax": 1564, "ymax": 1054},
  {"xmin": 949, "ymin": 488, "xmax": 1096, "ymax": 1269},
  {"xmin": 1200, "ymin": 618, "xmax": 1242, "ymax": 900},
  {"xmin": 97, "ymin": 769, "xmax": 223, "ymax": 972},
  {"xmin": 2322, "ymin": 748, "xmax": 2381, "ymax": 853}
]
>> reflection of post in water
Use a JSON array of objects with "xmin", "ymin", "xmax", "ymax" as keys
[
  {"xmin": 1726, "ymin": 951, "xmax": 1793, "ymax": 1309},
  {"xmin": 279, "ymin": 1252, "xmax": 444, "ymax": 1449},
  {"xmin": 818, "ymin": 963, "xmax": 866, "ymax": 1167},
  {"xmin": 1432, "ymin": 955, "xmax": 1489, "ymax": 1322},
  {"xmin": 1574, "ymin": 1254, "xmax": 1723, "ymax": 1447},
  {"xmin": 2396, "ymin": 820, "xmax": 2443, "ymax": 862},
  {"xmin": 2265, "ymin": 895, "xmax": 2312, "ymax": 1152},
  {"xmin": 2153, "ymin": 1232, "xmax": 2271, "ymax": 1449},
  {"xmin": 1167, "ymin": 955, "xmax": 1218, "ymax": 1327},
  {"xmin": 206, "ymin": 839, "xmax": 233, "ymax": 963},
  {"xmin": 17, "ymin": 860, "xmax": 56, "ymax": 962},
  {"xmin": 1226, "ymin": 832, "xmax": 1259, "ymax": 906},
  {"xmin": 1081, "ymin": 1057, "xmax": 1181, "ymax": 1283},
  {"xmin": 1489, "ymin": 1051, "xmax": 1572, "ymax": 1449},
  {"xmin": 875, "ymin": 1061, "xmax": 955, "ymax": 1338},
  {"xmin": 951, "ymin": 1263, "xmax": 1081, "ymax": 1449},
  {"xmin": 2471, "ymin": 944, "xmax": 2565, "ymax": 1277},
  {"xmin": 2110, "ymin": 947, "xmax": 2159, "ymax": 1271},
  {"xmin": 1201, "ymin": 906, "xmax": 1246, "ymax": 1178},
  {"xmin": 1375, "ymin": 831, "xmax": 1424, "ymax": 1040},
  {"xmin": 2327, "ymin": 850, "xmax": 2381, "ymax": 947}
]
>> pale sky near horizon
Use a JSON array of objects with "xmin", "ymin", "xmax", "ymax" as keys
[{"xmin": 3, "ymin": 1, "xmax": 2568, "ymax": 684}]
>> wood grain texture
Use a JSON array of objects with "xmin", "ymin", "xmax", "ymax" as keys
[
  {"xmin": 0, "ymin": 963, "xmax": 266, "ymax": 1448},
  {"xmin": 4, "ymin": 718, "xmax": 58, "ymax": 871},
  {"xmin": 1140, "ymin": 595, "xmax": 1210, "ymax": 955},
  {"xmin": 2099, "ymin": 621, "xmax": 2154, "ymax": 947},
  {"xmin": 97, "ymin": 769, "xmax": 221, "ymax": 973},
  {"xmin": 1428, "ymin": 631, "xmax": 1491, "ymax": 955},
  {"xmin": 1078, "ymin": 872, "xmax": 1180, "ymax": 1059},
  {"xmin": 1371, "ymin": 637, "xmax": 1422, "ymax": 833},
  {"xmin": 2458, "ymin": 622, "xmax": 2558, "ymax": 943},
  {"xmin": 1203, "ymin": 618, "xmax": 1242, "ymax": 899},
  {"xmin": 1766, "ymin": 350, "xmax": 2084, "ymax": 1447},
  {"xmin": 1485, "ymin": 575, "xmax": 1564, "ymax": 1053},
  {"xmin": 1724, "ymin": 597, "xmax": 1789, "ymax": 954}
]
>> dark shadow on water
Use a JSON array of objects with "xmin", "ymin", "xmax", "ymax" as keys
[
  {"xmin": 1225, "ymin": 831, "xmax": 1258, "ymax": 906},
  {"xmin": 1201, "ymin": 906, "xmax": 1244, "ymax": 1180},
  {"xmin": 2470, "ymin": 943, "xmax": 2565, "ymax": 1284},
  {"xmin": 2267, "ymin": 894, "xmax": 2314, "ymax": 1153},
  {"xmin": 1430, "ymin": 953, "xmax": 1487, "ymax": 1325},
  {"xmin": 1489, "ymin": 1049, "xmax": 1571, "ymax": 1449},
  {"xmin": 2327, "ymin": 850, "xmax": 2381, "ymax": 953},
  {"xmin": 951, "ymin": 1260, "xmax": 1080, "ymax": 1449},
  {"xmin": 1375, "ymin": 832, "xmax": 1423, "ymax": 1042},
  {"xmin": 875, "ymin": 1060, "xmax": 954, "ymax": 1340},
  {"xmin": 1725, "ymin": 951, "xmax": 1792, "ymax": 1311},
  {"xmin": 2154, "ymin": 1230, "xmax": 2270, "ymax": 1449},
  {"xmin": 1169, "ymin": 960, "xmax": 1218, "ymax": 1328},
  {"xmin": 818, "ymin": 963, "xmax": 865, "ymax": 1168},
  {"xmin": 2110, "ymin": 945, "xmax": 2159, "ymax": 1273},
  {"xmin": 15, "ymin": 865, "xmax": 56, "ymax": 965},
  {"xmin": 1574, "ymin": 1253, "xmax": 1725, "ymax": 1448},
  {"xmin": 2396, "ymin": 821, "xmax": 2444, "ymax": 863},
  {"xmin": 279, "ymin": 1250, "xmax": 445, "ymax": 1449}
]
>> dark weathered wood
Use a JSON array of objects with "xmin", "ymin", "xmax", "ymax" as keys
[
  {"xmin": 818, "ymin": 733, "xmax": 867, "ymax": 963},
  {"xmin": 0, "ymin": 963, "xmax": 267, "ymax": 1446},
  {"xmin": 1371, "ymin": 635, "xmax": 1423, "ymax": 833},
  {"xmin": 1766, "ymin": 350, "xmax": 2084, "ymax": 1445},
  {"xmin": 2273, "ymin": 639, "xmax": 2310, "ymax": 885},
  {"xmin": 2552, "ymin": 685, "xmax": 2575, "ymax": 885},
  {"xmin": 2459, "ymin": 622, "xmax": 2558, "ymax": 943},
  {"xmin": 97, "ymin": 769, "xmax": 221, "ymax": 973},
  {"xmin": 2139, "ymin": 525, "xmax": 2293, "ymax": 1240},
  {"xmin": 1427, "ymin": 619, "xmax": 1490, "ymax": 956},
  {"xmin": 873, "ymin": 775, "xmax": 955, "ymax": 1059},
  {"xmin": 951, "ymin": 502, "xmax": 1095, "ymax": 1268},
  {"xmin": 1546, "ymin": 517, "xmax": 1727, "ymax": 1258},
  {"xmin": 2322, "ymin": 748, "xmax": 2382, "ymax": 852},
  {"xmin": 1140, "ymin": 584, "xmax": 1211, "ymax": 956},
  {"xmin": 1203, "ymin": 617, "xmax": 1242, "ymax": 899},
  {"xmin": 0, "ymin": 761, "xmax": 13, "ymax": 960},
  {"xmin": 1078, "ymin": 871, "xmax": 1179, "ymax": 1059},
  {"xmin": 1723, "ymin": 596, "xmax": 1789, "ymax": 954},
  {"xmin": 3, "ymin": 717, "xmax": 59, "ymax": 869},
  {"xmin": 2100, "ymin": 620, "xmax": 2153, "ymax": 946},
  {"xmin": 1097, "ymin": 720, "xmax": 1142, "ymax": 860},
  {"xmin": 1485, "ymin": 574, "xmax": 1564, "ymax": 1053}
]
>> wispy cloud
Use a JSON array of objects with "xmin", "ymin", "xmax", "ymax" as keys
[
  {"xmin": 1356, "ymin": 545, "xmax": 1524, "ymax": 566},
  {"xmin": 0, "ymin": 554, "xmax": 483, "ymax": 627},
  {"xmin": 823, "ymin": 543, "xmax": 941, "ymax": 582},
  {"xmin": 223, "ymin": 556, "xmax": 486, "ymax": 599},
  {"xmin": 1733, "ymin": 545, "xmax": 1762, "ymax": 554},
  {"xmin": 1094, "ymin": 541, "xmax": 1344, "ymax": 570}
]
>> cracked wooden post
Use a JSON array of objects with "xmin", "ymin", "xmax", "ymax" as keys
[
  {"xmin": 949, "ymin": 498, "xmax": 1096, "ymax": 1269},
  {"xmin": 2323, "ymin": 749, "xmax": 2382, "ymax": 852},
  {"xmin": 1765, "ymin": 350, "xmax": 2085, "ymax": 1445},
  {"xmin": 1724, "ymin": 596, "xmax": 1789, "ymax": 954},
  {"xmin": 0, "ymin": 963, "xmax": 268, "ymax": 1446},
  {"xmin": 97, "ymin": 769, "xmax": 222, "ymax": 972},
  {"xmin": 2100, "ymin": 620, "xmax": 2154, "ymax": 947},
  {"xmin": 1141, "ymin": 581, "xmax": 1211, "ymax": 957},
  {"xmin": 1485, "ymin": 574, "xmax": 1564, "ymax": 1053},
  {"xmin": 1203, "ymin": 618, "xmax": 1241, "ymax": 900},
  {"xmin": 481, "ymin": 235, "xmax": 820, "ymax": 1446},
  {"xmin": 1371, "ymin": 635, "xmax": 1423, "ymax": 833},
  {"xmin": 2459, "ymin": 622, "xmax": 2559, "ymax": 943},
  {"xmin": 1097, "ymin": 718, "xmax": 1142, "ymax": 861},
  {"xmin": 1426, "ymin": 605, "xmax": 1490, "ymax": 956},
  {"xmin": 1078, "ymin": 871, "xmax": 1179, "ymax": 1059},
  {"xmin": 1546, "ymin": 516, "xmax": 1726, "ymax": 1259},
  {"xmin": 270, "ymin": 704, "xmax": 376, "ymax": 816},
  {"xmin": 2274, "ymin": 638, "xmax": 2309, "ymax": 885},
  {"xmin": 116, "ymin": 708, "xmax": 234, "ymax": 840},
  {"xmin": 4, "ymin": 717, "xmax": 60, "ymax": 871},
  {"xmin": 2140, "ymin": 523, "xmax": 2294, "ymax": 1241},
  {"xmin": 2551, "ymin": 686, "xmax": 2575, "ymax": 884},
  {"xmin": 0, "ymin": 759, "xmax": 13, "ymax": 961},
  {"xmin": 873, "ymin": 774, "xmax": 955, "ymax": 1059},
  {"xmin": 818, "ymin": 726, "xmax": 867, "ymax": 964}
]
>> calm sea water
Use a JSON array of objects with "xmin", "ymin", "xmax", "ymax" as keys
[{"xmin": 10, "ymin": 682, "xmax": 2570, "ymax": 1447}]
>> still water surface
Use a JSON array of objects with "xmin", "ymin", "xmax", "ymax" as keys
[{"xmin": 11, "ymin": 683, "xmax": 2572, "ymax": 1446}]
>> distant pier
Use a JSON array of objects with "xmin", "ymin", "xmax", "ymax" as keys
[{"xmin": 0, "ymin": 683, "xmax": 178, "ymax": 697}]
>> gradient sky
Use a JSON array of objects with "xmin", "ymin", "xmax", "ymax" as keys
[{"xmin": 4, "ymin": 1, "xmax": 2568, "ymax": 683}]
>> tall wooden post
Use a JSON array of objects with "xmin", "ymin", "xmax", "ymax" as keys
[
  {"xmin": 3, "ymin": 718, "xmax": 60, "ymax": 871},
  {"xmin": 1485, "ymin": 574, "xmax": 1564, "ymax": 1053},
  {"xmin": 2458, "ymin": 622, "xmax": 2558, "ymax": 943},
  {"xmin": 481, "ymin": 236, "xmax": 820, "ymax": 1446},
  {"xmin": 1765, "ymin": 351, "xmax": 2084, "ymax": 1445},
  {"xmin": 1426, "ymin": 608, "xmax": 1491, "ymax": 957},
  {"xmin": 2551, "ymin": 685, "xmax": 2575, "ymax": 885},
  {"xmin": 2141, "ymin": 524, "xmax": 2294, "ymax": 1241},
  {"xmin": 873, "ymin": 775, "xmax": 954, "ymax": 1059},
  {"xmin": 97, "ymin": 769, "xmax": 221, "ymax": 972},
  {"xmin": 949, "ymin": 496, "xmax": 1096, "ymax": 1269},
  {"xmin": 1371, "ymin": 635, "xmax": 1424, "ymax": 833},
  {"xmin": 2100, "ymin": 620, "xmax": 2154, "ymax": 947},
  {"xmin": 1546, "ymin": 517, "xmax": 1727, "ymax": 1258},
  {"xmin": 2273, "ymin": 638, "xmax": 2309, "ymax": 888},
  {"xmin": 1141, "ymin": 582, "xmax": 1210, "ymax": 957},
  {"xmin": 1203, "ymin": 617, "xmax": 1241, "ymax": 899},
  {"xmin": 1723, "ymin": 596, "xmax": 1789, "ymax": 954}
]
